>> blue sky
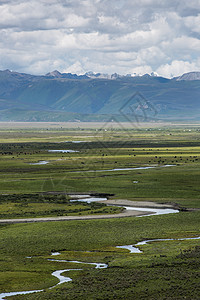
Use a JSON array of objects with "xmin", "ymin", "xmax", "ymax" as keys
[{"xmin": 0, "ymin": 0, "xmax": 200, "ymax": 77}]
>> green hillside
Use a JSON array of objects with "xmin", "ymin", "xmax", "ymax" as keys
[{"xmin": 0, "ymin": 70, "xmax": 200, "ymax": 121}]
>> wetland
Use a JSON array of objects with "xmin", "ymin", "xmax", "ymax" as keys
[{"xmin": 0, "ymin": 123, "xmax": 199, "ymax": 299}]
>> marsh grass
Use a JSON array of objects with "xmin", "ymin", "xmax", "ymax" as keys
[
  {"xmin": 0, "ymin": 194, "xmax": 122, "ymax": 218},
  {"xmin": 0, "ymin": 127, "xmax": 200, "ymax": 299},
  {"xmin": 0, "ymin": 141, "xmax": 200, "ymax": 208},
  {"xmin": 0, "ymin": 211, "xmax": 199, "ymax": 298}
]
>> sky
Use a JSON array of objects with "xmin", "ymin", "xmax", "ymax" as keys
[{"xmin": 0, "ymin": 0, "xmax": 200, "ymax": 78}]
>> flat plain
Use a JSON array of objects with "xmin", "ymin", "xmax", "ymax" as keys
[{"xmin": 0, "ymin": 123, "xmax": 199, "ymax": 299}]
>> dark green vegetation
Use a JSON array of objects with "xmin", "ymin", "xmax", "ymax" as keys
[
  {"xmin": 0, "ymin": 194, "xmax": 122, "ymax": 219},
  {"xmin": 0, "ymin": 125, "xmax": 199, "ymax": 299},
  {"xmin": 0, "ymin": 127, "xmax": 200, "ymax": 208},
  {"xmin": 1, "ymin": 69, "xmax": 200, "ymax": 121},
  {"xmin": 0, "ymin": 212, "xmax": 199, "ymax": 299}
]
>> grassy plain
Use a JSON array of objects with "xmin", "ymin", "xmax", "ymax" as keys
[
  {"xmin": 0, "ymin": 194, "xmax": 122, "ymax": 219},
  {"xmin": 0, "ymin": 123, "xmax": 199, "ymax": 299},
  {"xmin": 0, "ymin": 212, "xmax": 199, "ymax": 299}
]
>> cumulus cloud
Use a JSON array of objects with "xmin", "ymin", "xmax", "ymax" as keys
[
  {"xmin": 156, "ymin": 59, "xmax": 200, "ymax": 78},
  {"xmin": 0, "ymin": 0, "xmax": 200, "ymax": 77}
]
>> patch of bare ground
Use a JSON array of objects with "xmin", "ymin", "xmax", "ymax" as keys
[{"xmin": 0, "ymin": 208, "xmax": 151, "ymax": 224}]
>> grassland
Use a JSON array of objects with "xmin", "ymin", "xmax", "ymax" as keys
[
  {"xmin": 0, "ymin": 212, "xmax": 199, "ymax": 299},
  {"xmin": 0, "ymin": 124, "xmax": 199, "ymax": 299},
  {"xmin": 0, "ymin": 194, "xmax": 122, "ymax": 219}
]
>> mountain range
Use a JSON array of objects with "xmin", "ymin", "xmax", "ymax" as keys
[{"xmin": 0, "ymin": 69, "xmax": 200, "ymax": 122}]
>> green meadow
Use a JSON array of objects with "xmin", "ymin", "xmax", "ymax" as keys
[{"xmin": 0, "ymin": 124, "xmax": 199, "ymax": 299}]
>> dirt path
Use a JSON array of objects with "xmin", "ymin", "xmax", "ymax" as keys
[
  {"xmin": 0, "ymin": 209, "xmax": 151, "ymax": 224},
  {"xmin": 0, "ymin": 200, "xmax": 161, "ymax": 224}
]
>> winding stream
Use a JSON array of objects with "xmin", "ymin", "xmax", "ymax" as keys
[
  {"xmin": 48, "ymin": 259, "xmax": 108, "ymax": 269},
  {"xmin": 48, "ymin": 150, "xmax": 79, "ymax": 153},
  {"xmin": 65, "ymin": 141, "xmax": 87, "ymax": 143},
  {"xmin": 1, "ymin": 235, "xmax": 199, "ymax": 299},
  {"xmin": 70, "ymin": 196, "xmax": 179, "ymax": 217},
  {"xmin": 70, "ymin": 196, "xmax": 108, "ymax": 203},
  {"xmin": 28, "ymin": 161, "xmax": 176, "ymax": 174},
  {"xmin": 123, "ymin": 206, "xmax": 179, "ymax": 217},
  {"xmin": 86, "ymin": 164, "xmax": 176, "ymax": 173},
  {"xmin": 0, "ymin": 258, "xmax": 107, "ymax": 300},
  {"xmin": 116, "ymin": 236, "xmax": 200, "ymax": 253},
  {"xmin": 0, "ymin": 194, "xmax": 198, "ymax": 299},
  {"xmin": 29, "ymin": 161, "xmax": 49, "ymax": 165},
  {"xmin": 0, "ymin": 268, "xmax": 82, "ymax": 300}
]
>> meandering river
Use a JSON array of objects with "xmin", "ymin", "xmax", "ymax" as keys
[
  {"xmin": 0, "ymin": 257, "xmax": 107, "ymax": 300},
  {"xmin": 29, "ymin": 161, "xmax": 49, "ymax": 165},
  {"xmin": 1, "ymin": 235, "xmax": 199, "ymax": 299},
  {"xmin": 116, "ymin": 236, "xmax": 200, "ymax": 253},
  {"xmin": 0, "ymin": 194, "xmax": 198, "ymax": 299},
  {"xmin": 88, "ymin": 164, "xmax": 176, "ymax": 172},
  {"xmin": 48, "ymin": 150, "xmax": 79, "ymax": 153},
  {"xmin": 70, "ymin": 195, "xmax": 179, "ymax": 217}
]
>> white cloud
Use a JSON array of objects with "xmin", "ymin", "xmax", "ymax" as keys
[
  {"xmin": 129, "ymin": 65, "xmax": 153, "ymax": 76},
  {"xmin": 156, "ymin": 60, "xmax": 200, "ymax": 78},
  {"xmin": 184, "ymin": 14, "xmax": 200, "ymax": 33},
  {"xmin": 0, "ymin": 0, "xmax": 199, "ymax": 77},
  {"xmin": 64, "ymin": 61, "xmax": 86, "ymax": 74}
]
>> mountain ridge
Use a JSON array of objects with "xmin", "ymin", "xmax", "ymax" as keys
[{"xmin": 0, "ymin": 69, "xmax": 200, "ymax": 122}]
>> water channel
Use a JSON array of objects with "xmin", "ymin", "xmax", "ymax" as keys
[{"xmin": 0, "ymin": 194, "xmax": 198, "ymax": 299}]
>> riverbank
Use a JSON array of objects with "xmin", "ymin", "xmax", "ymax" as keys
[
  {"xmin": 0, "ymin": 207, "xmax": 151, "ymax": 224},
  {"xmin": 0, "ymin": 200, "xmax": 179, "ymax": 224},
  {"xmin": 99, "ymin": 199, "xmax": 175, "ymax": 208}
]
